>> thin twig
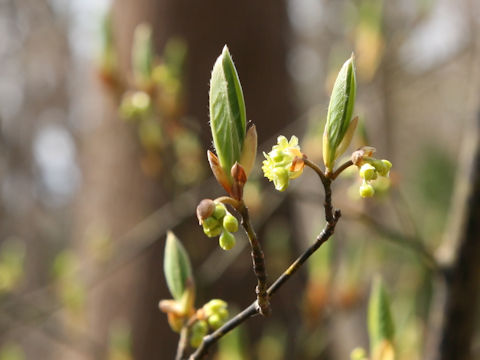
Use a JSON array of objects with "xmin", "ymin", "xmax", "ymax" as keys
[
  {"xmin": 237, "ymin": 201, "xmax": 270, "ymax": 316},
  {"xmin": 176, "ymin": 326, "xmax": 189, "ymax": 360},
  {"xmin": 331, "ymin": 160, "xmax": 354, "ymax": 180},
  {"xmin": 215, "ymin": 196, "xmax": 270, "ymax": 316},
  {"xmin": 303, "ymin": 158, "xmax": 334, "ymax": 223},
  {"xmin": 189, "ymin": 160, "xmax": 341, "ymax": 359}
]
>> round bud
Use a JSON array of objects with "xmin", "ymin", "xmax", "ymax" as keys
[
  {"xmin": 223, "ymin": 214, "xmax": 239, "ymax": 233},
  {"xmin": 203, "ymin": 299, "xmax": 228, "ymax": 317},
  {"xmin": 190, "ymin": 320, "xmax": 208, "ymax": 348},
  {"xmin": 204, "ymin": 225, "xmax": 222, "ymax": 238},
  {"xmin": 202, "ymin": 217, "xmax": 219, "ymax": 230},
  {"xmin": 196, "ymin": 199, "xmax": 215, "ymax": 224},
  {"xmin": 219, "ymin": 231, "xmax": 236, "ymax": 250},
  {"xmin": 359, "ymin": 163, "xmax": 377, "ymax": 181},
  {"xmin": 359, "ymin": 182, "xmax": 375, "ymax": 198},
  {"xmin": 216, "ymin": 307, "xmax": 228, "ymax": 321},
  {"xmin": 378, "ymin": 159, "xmax": 392, "ymax": 177},
  {"xmin": 207, "ymin": 314, "xmax": 225, "ymax": 330},
  {"xmin": 212, "ymin": 204, "xmax": 227, "ymax": 220}
]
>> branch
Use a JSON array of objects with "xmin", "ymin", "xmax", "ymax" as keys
[
  {"xmin": 216, "ymin": 196, "xmax": 270, "ymax": 316},
  {"xmin": 189, "ymin": 160, "xmax": 341, "ymax": 359},
  {"xmin": 237, "ymin": 201, "xmax": 270, "ymax": 316},
  {"xmin": 176, "ymin": 326, "xmax": 189, "ymax": 360}
]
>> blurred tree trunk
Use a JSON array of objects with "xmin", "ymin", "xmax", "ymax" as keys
[
  {"xmin": 72, "ymin": 1, "xmax": 294, "ymax": 359},
  {"xmin": 426, "ymin": 114, "xmax": 480, "ymax": 360}
]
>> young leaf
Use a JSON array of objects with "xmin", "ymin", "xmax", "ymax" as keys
[
  {"xmin": 163, "ymin": 231, "xmax": 193, "ymax": 301},
  {"xmin": 368, "ymin": 276, "xmax": 395, "ymax": 360},
  {"xmin": 209, "ymin": 45, "xmax": 247, "ymax": 181},
  {"xmin": 323, "ymin": 54, "xmax": 357, "ymax": 171}
]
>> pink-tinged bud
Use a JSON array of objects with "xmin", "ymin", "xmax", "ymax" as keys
[
  {"xmin": 196, "ymin": 199, "xmax": 216, "ymax": 225},
  {"xmin": 207, "ymin": 150, "xmax": 232, "ymax": 194},
  {"xmin": 351, "ymin": 146, "xmax": 376, "ymax": 166},
  {"xmin": 231, "ymin": 162, "xmax": 247, "ymax": 200}
]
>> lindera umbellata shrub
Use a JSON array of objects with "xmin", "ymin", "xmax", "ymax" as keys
[{"xmin": 159, "ymin": 46, "xmax": 394, "ymax": 360}]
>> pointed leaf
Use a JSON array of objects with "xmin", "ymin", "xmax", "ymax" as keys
[
  {"xmin": 209, "ymin": 45, "xmax": 246, "ymax": 179},
  {"xmin": 323, "ymin": 55, "xmax": 357, "ymax": 170},
  {"xmin": 368, "ymin": 276, "xmax": 395, "ymax": 356},
  {"xmin": 163, "ymin": 231, "xmax": 193, "ymax": 301}
]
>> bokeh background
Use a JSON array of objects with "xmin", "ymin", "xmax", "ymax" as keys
[{"xmin": 0, "ymin": 0, "xmax": 479, "ymax": 359}]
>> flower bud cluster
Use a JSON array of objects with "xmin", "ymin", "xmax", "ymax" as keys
[
  {"xmin": 358, "ymin": 159, "xmax": 392, "ymax": 198},
  {"xmin": 197, "ymin": 200, "xmax": 239, "ymax": 250},
  {"xmin": 190, "ymin": 299, "xmax": 229, "ymax": 348},
  {"xmin": 262, "ymin": 136, "xmax": 304, "ymax": 192}
]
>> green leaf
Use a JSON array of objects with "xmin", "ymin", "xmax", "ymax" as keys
[
  {"xmin": 368, "ymin": 276, "xmax": 395, "ymax": 352},
  {"xmin": 209, "ymin": 45, "xmax": 247, "ymax": 180},
  {"xmin": 163, "ymin": 231, "xmax": 193, "ymax": 301},
  {"xmin": 132, "ymin": 23, "xmax": 154, "ymax": 86},
  {"xmin": 323, "ymin": 54, "xmax": 357, "ymax": 170}
]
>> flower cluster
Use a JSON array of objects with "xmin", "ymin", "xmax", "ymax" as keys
[
  {"xmin": 353, "ymin": 148, "xmax": 392, "ymax": 198},
  {"xmin": 262, "ymin": 136, "xmax": 304, "ymax": 192},
  {"xmin": 190, "ymin": 300, "xmax": 229, "ymax": 348},
  {"xmin": 196, "ymin": 200, "xmax": 239, "ymax": 250}
]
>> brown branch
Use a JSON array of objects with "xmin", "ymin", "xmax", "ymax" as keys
[
  {"xmin": 189, "ymin": 159, "xmax": 341, "ymax": 359},
  {"xmin": 176, "ymin": 326, "xmax": 189, "ymax": 360},
  {"xmin": 237, "ymin": 201, "xmax": 271, "ymax": 316},
  {"xmin": 331, "ymin": 159, "xmax": 354, "ymax": 180}
]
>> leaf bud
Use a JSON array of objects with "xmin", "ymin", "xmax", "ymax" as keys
[
  {"xmin": 323, "ymin": 54, "xmax": 357, "ymax": 171},
  {"xmin": 209, "ymin": 46, "xmax": 246, "ymax": 181}
]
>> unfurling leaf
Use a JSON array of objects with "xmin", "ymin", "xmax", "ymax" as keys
[
  {"xmin": 368, "ymin": 276, "xmax": 395, "ymax": 360},
  {"xmin": 209, "ymin": 45, "xmax": 247, "ymax": 182},
  {"xmin": 323, "ymin": 54, "xmax": 357, "ymax": 171},
  {"xmin": 163, "ymin": 231, "xmax": 193, "ymax": 301}
]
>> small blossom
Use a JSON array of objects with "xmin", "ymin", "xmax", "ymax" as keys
[
  {"xmin": 354, "ymin": 152, "xmax": 392, "ymax": 198},
  {"xmin": 359, "ymin": 181, "xmax": 375, "ymax": 198},
  {"xmin": 262, "ymin": 135, "xmax": 304, "ymax": 192}
]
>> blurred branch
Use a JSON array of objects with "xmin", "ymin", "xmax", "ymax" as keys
[
  {"xmin": 345, "ymin": 211, "xmax": 439, "ymax": 272},
  {"xmin": 426, "ymin": 113, "xmax": 480, "ymax": 360}
]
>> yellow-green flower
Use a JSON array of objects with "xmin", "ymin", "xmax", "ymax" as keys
[
  {"xmin": 262, "ymin": 135, "xmax": 304, "ymax": 191},
  {"xmin": 355, "ymin": 154, "xmax": 392, "ymax": 198}
]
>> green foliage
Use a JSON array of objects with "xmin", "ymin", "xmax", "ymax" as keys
[
  {"xmin": 209, "ymin": 45, "xmax": 247, "ymax": 178},
  {"xmin": 163, "ymin": 231, "xmax": 193, "ymax": 301},
  {"xmin": 323, "ymin": 55, "xmax": 357, "ymax": 170},
  {"xmin": 368, "ymin": 276, "xmax": 395, "ymax": 354}
]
